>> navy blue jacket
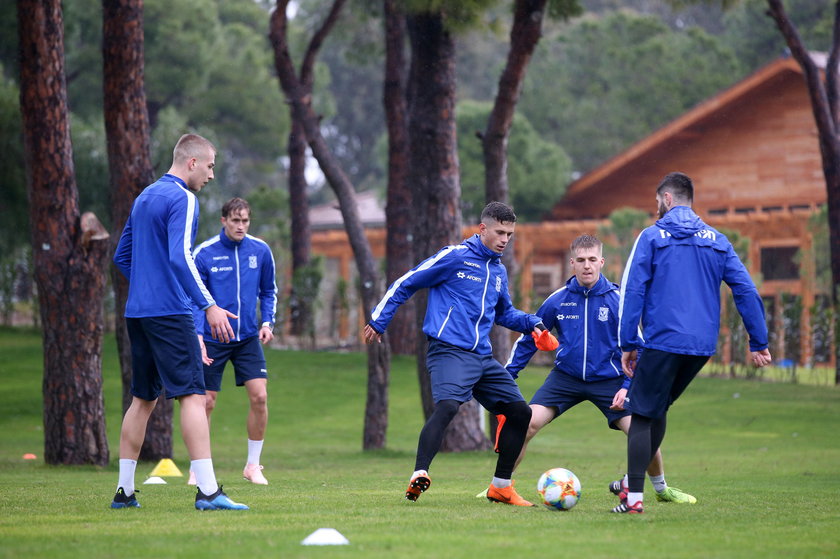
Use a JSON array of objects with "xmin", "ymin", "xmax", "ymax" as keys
[
  {"xmin": 506, "ymin": 274, "xmax": 629, "ymax": 389},
  {"xmin": 369, "ymin": 234, "xmax": 541, "ymax": 355},
  {"xmin": 619, "ymin": 206, "xmax": 768, "ymax": 355},
  {"xmin": 192, "ymin": 228, "xmax": 277, "ymax": 342}
]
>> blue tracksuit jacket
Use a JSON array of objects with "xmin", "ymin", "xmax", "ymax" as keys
[
  {"xmin": 506, "ymin": 274, "xmax": 629, "ymax": 389},
  {"xmin": 192, "ymin": 229, "xmax": 277, "ymax": 342},
  {"xmin": 368, "ymin": 234, "xmax": 541, "ymax": 355},
  {"xmin": 114, "ymin": 174, "xmax": 215, "ymax": 317},
  {"xmin": 619, "ymin": 206, "xmax": 768, "ymax": 355}
]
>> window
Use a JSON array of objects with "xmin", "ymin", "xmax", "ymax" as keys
[
  {"xmin": 531, "ymin": 263, "xmax": 564, "ymax": 301},
  {"xmin": 760, "ymin": 246, "xmax": 799, "ymax": 281}
]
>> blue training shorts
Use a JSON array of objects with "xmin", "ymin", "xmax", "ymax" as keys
[
  {"xmin": 530, "ymin": 371, "xmax": 630, "ymax": 430},
  {"xmin": 627, "ymin": 348, "xmax": 709, "ymax": 419},
  {"xmin": 202, "ymin": 335, "xmax": 268, "ymax": 391},
  {"xmin": 425, "ymin": 338, "xmax": 525, "ymax": 412},
  {"xmin": 126, "ymin": 315, "xmax": 205, "ymax": 400}
]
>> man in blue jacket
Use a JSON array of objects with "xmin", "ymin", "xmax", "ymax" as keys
[
  {"xmin": 363, "ymin": 202, "xmax": 555, "ymax": 506},
  {"xmin": 504, "ymin": 235, "xmax": 695, "ymax": 504},
  {"xmin": 614, "ymin": 172, "xmax": 772, "ymax": 514},
  {"xmin": 190, "ymin": 197, "xmax": 278, "ymax": 486},
  {"xmin": 111, "ymin": 134, "xmax": 248, "ymax": 511}
]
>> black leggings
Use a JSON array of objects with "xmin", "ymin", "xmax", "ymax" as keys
[
  {"xmin": 627, "ymin": 413, "xmax": 667, "ymax": 493},
  {"xmin": 414, "ymin": 399, "xmax": 531, "ymax": 480}
]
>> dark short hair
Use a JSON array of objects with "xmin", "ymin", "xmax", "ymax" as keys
[
  {"xmin": 570, "ymin": 234, "xmax": 602, "ymax": 253},
  {"xmin": 221, "ymin": 197, "xmax": 250, "ymax": 218},
  {"xmin": 656, "ymin": 172, "xmax": 694, "ymax": 203},
  {"xmin": 481, "ymin": 201, "xmax": 517, "ymax": 224}
]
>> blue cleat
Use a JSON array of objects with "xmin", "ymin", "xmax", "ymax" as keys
[
  {"xmin": 195, "ymin": 485, "xmax": 249, "ymax": 510},
  {"xmin": 111, "ymin": 487, "xmax": 140, "ymax": 509}
]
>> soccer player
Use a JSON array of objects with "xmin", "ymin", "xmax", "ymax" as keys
[
  {"xmin": 503, "ymin": 234, "xmax": 696, "ymax": 504},
  {"xmin": 189, "ymin": 197, "xmax": 277, "ymax": 485},
  {"xmin": 111, "ymin": 133, "xmax": 248, "ymax": 511},
  {"xmin": 615, "ymin": 172, "xmax": 772, "ymax": 514},
  {"xmin": 364, "ymin": 202, "xmax": 556, "ymax": 506}
]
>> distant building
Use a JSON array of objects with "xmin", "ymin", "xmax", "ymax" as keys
[{"xmin": 310, "ymin": 55, "xmax": 832, "ymax": 365}]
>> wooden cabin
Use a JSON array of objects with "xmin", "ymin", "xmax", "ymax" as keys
[{"xmin": 310, "ymin": 55, "xmax": 831, "ymax": 365}]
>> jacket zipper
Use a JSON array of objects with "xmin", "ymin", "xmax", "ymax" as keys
[
  {"xmin": 234, "ymin": 245, "xmax": 241, "ymax": 341},
  {"xmin": 471, "ymin": 260, "xmax": 491, "ymax": 351},
  {"xmin": 437, "ymin": 306, "xmax": 454, "ymax": 338},
  {"xmin": 582, "ymin": 290, "xmax": 589, "ymax": 380}
]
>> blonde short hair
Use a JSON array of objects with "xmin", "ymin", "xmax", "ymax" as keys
[{"xmin": 172, "ymin": 134, "xmax": 216, "ymax": 164}]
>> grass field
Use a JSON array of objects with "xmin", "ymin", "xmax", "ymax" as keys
[{"xmin": 0, "ymin": 326, "xmax": 838, "ymax": 558}]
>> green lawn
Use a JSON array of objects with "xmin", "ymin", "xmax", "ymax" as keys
[{"xmin": 0, "ymin": 326, "xmax": 838, "ymax": 558}]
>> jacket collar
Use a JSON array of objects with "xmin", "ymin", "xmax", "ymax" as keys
[
  {"xmin": 465, "ymin": 233, "xmax": 501, "ymax": 261},
  {"xmin": 218, "ymin": 227, "xmax": 243, "ymax": 249},
  {"xmin": 566, "ymin": 273, "xmax": 612, "ymax": 296}
]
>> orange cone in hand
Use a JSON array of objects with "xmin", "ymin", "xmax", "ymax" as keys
[{"xmin": 532, "ymin": 329, "xmax": 559, "ymax": 351}]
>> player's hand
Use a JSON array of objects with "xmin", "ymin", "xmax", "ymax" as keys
[
  {"xmin": 205, "ymin": 304, "xmax": 237, "ymax": 343},
  {"xmin": 197, "ymin": 335, "xmax": 213, "ymax": 366},
  {"xmin": 531, "ymin": 327, "xmax": 559, "ymax": 352},
  {"xmin": 259, "ymin": 325, "xmax": 274, "ymax": 345},
  {"xmin": 610, "ymin": 387, "xmax": 628, "ymax": 411},
  {"xmin": 751, "ymin": 348, "xmax": 772, "ymax": 368},
  {"xmin": 621, "ymin": 350, "xmax": 638, "ymax": 378},
  {"xmin": 363, "ymin": 324, "xmax": 382, "ymax": 344}
]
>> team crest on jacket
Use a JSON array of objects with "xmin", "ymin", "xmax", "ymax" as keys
[
  {"xmin": 249, "ymin": 255, "xmax": 257, "ymax": 269},
  {"xmin": 495, "ymin": 275, "xmax": 502, "ymax": 292},
  {"xmin": 598, "ymin": 307, "xmax": 609, "ymax": 322}
]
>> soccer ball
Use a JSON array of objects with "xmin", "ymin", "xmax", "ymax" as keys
[{"xmin": 537, "ymin": 468, "xmax": 581, "ymax": 510}]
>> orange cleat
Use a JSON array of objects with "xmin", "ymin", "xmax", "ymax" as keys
[
  {"xmin": 486, "ymin": 481, "xmax": 535, "ymax": 507},
  {"xmin": 405, "ymin": 471, "xmax": 431, "ymax": 501}
]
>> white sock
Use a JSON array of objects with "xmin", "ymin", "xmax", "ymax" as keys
[
  {"xmin": 412, "ymin": 469, "xmax": 428, "ymax": 480},
  {"xmin": 649, "ymin": 474, "xmax": 667, "ymax": 493},
  {"xmin": 627, "ymin": 491, "xmax": 643, "ymax": 506},
  {"xmin": 491, "ymin": 477, "xmax": 511, "ymax": 488},
  {"xmin": 247, "ymin": 439, "xmax": 264, "ymax": 466},
  {"xmin": 191, "ymin": 458, "xmax": 219, "ymax": 496},
  {"xmin": 118, "ymin": 459, "xmax": 137, "ymax": 495}
]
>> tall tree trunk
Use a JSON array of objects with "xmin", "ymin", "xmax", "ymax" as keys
[
  {"xmin": 270, "ymin": 0, "xmax": 391, "ymax": 449},
  {"xmin": 483, "ymin": 0, "xmax": 547, "ymax": 204},
  {"xmin": 766, "ymin": 0, "xmax": 840, "ymax": 384},
  {"xmin": 18, "ymin": 0, "xmax": 110, "ymax": 466},
  {"xmin": 287, "ymin": 118, "xmax": 313, "ymax": 337},
  {"xmin": 486, "ymin": 0, "xmax": 548, "ymax": 425},
  {"xmin": 101, "ymin": 0, "xmax": 172, "ymax": 459},
  {"xmin": 407, "ymin": 10, "xmax": 490, "ymax": 451},
  {"xmin": 383, "ymin": 0, "xmax": 416, "ymax": 356}
]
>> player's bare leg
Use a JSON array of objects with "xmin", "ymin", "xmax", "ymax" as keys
[
  {"xmin": 112, "ymin": 397, "xmax": 157, "ymax": 508},
  {"xmin": 243, "ymin": 378, "xmax": 268, "ymax": 484}
]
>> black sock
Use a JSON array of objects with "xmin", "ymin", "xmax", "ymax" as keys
[
  {"xmin": 414, "ymin": 399, "xmax": 460, "ymax": 471},
  {"xmin": 627, "ymin": 413, "xmax": 652, "ymax": 493},
  {"xmin": 492, "ymin": 401, "xmax": 531, "ymax": 480},
  {"xmin": 650, "ymin": 414, "xmax": 667, "ymax": 459}
]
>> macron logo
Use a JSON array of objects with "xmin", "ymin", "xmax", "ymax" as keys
[{"xmin": 463, "ymin": 261, "xmax": 481, "ymax": 269}]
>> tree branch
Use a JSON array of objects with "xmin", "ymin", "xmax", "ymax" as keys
[
  {"xmin": 300, "ymin": 0, "xmax": 347, "ymax": 88},
  {"xmin": 766, "ymin": 0, "xmax": 836, "ymax": 139}
]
